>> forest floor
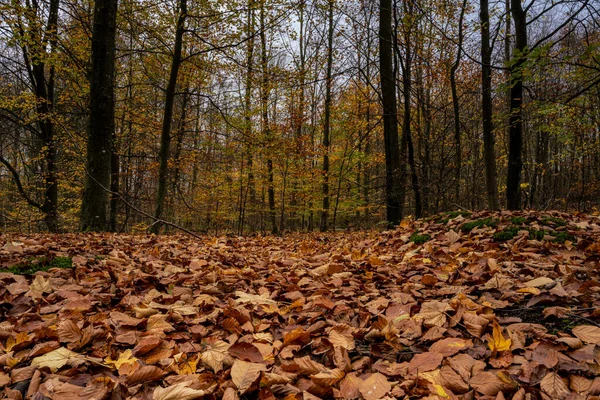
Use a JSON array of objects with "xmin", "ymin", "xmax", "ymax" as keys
[{"xmin": 1, "ymin": 210, "xmax": 600, "ymax": 399}]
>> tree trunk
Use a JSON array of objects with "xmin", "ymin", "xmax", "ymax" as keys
[
  {"xmin": 401, "ymin": 0, "xmax": 422, "ymax": 219},
  {"xmin": 81, "ymin": 0, "xmax": 118, "ymax": 231},
  {"xmin": 480, "ymin": 0, "xmax": 499, "ymax": 210},
  {"xmin": 150, "ymin": 0, "xmax": 187, "ymax": 234},
  {"xmin": 450, "ymin": 0, "xmax": 466, "ymax": 204},
  {"xmin": 260, "ymin": 1, "xmax": 277, "ymax": 234},
  {"xmin": 506, "ymin": 0, "xmax": 527, "ymax": 210},
  {"xmin": 379, "ymin": 0, "xmax": 403, "ymax": 225},
  {"xmin": 320, "ymin": 0, "xmax": 334, "ymax": 232}
]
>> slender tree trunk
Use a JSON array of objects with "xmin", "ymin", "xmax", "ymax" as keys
[
  {"xmin": 150, "ymin": 0, "xmax": 187, "ymax": 234},
  {"xmin": 506, "ymin": 0, "xmax": 527, "ymax": 210},
  {"xmin": 401, "ymin": 0, "xmax": 422, "ymax": 218},
  {"xmin": 109, "ymin": 130, "xmax": 119, "ymax": 231},
  {"xmin": 320, "ymin": 0, "xmax": 334, "ymax": 232},
  {"xmin": 259, "ymin": 1, "xmax": 277, "ymax": 233},
  {"xmin": 480, "ymin": 0, "xmax": 499, "ymax": 210},
  {"xmin": 450, "ymin": 0, "xmax": 466, "ymax": 204},
  {"xmin": 242, "ymin": 0, "xmax": 256, "ymax": 233},
  {"xmin": 379, "ymin": 0, "xmax": 402, "ymax": 225},
  {"xmin": 81, "ymin": 0, "xmax": 118, "ymax": 231}
]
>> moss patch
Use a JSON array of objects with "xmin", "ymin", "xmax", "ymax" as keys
[
  {"xmin": 410, "ymin": 233, "xmax": 431, "ymax": 244},
  {"xmin": 1, "ymin": 256, "xmax": 73, "ymax": 275},
  {"xmin": 493, "ymin": 226, "xmax": 575, "ymax": 243},
  {"xmin": 460, "ymin": 218, "xmax": 498, "ymax": 232}
]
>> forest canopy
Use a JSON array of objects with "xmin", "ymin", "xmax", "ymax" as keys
[{"xmin": 0, "ymin": 0, "xmax": 598, "ymax": 234}]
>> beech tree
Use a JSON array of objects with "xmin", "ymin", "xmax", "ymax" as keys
[{"xmin": 80, "ymin": 0, "xmax": 119, "ymax": 231}]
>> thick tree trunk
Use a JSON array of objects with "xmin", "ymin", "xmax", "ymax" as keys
[
  {"xmin": 379, "ymin": 0, "xmax": 403, "ymax": 225},
  {"xmin": 320, "ymin": 0, "xmax": 334, "ymax": 232},
  {"xmin": 150, "ymin": 0, "xmax": 187, "ymax": 234},
  {"xmin": 506, "ymin": 0, "xmax": 527, "ymax": 210},
  {"xmin": 480, "ymin": 0, "xmax": 499, "ymax": 210},
  {"xmin": 80, "ymin": 0, "xmax": 118, "ymax": 231}
]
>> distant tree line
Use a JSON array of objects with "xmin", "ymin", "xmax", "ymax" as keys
[{"xmin": 0, "ymin": 0, "xmax": 598, "ymax": 233}]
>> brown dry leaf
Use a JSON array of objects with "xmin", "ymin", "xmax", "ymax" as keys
[
  {"xmin": 572, "ymin": 325, "xmax": 600, "ymax": 344},
  {"xmin": 540, "ymin": 372, "xmax": 570, "ymax": 399},
  {"xmin": 57, "ymin": 320, "xmax": 82, "ymax": 343},
  {"xmin": 201, "ymin": 339, "xmax": 231, "ymax": 373},
  {"xmin": 30, "ymin": 347, "xmax": 86, "ymax": 373},
  {"xmin": 339, "ymin": 372, "xmax": 362, "ymax": 399},
  {"xmin": 228, "ymin": 342, "xmax": 264, "ymax": 363},
  {"xmin": 311, "ymin": 368, "xmax": 345, "ymax": 386},
  {"xmin": 470, "ymin": 371, "xmax": 511, "ymax": 396},
  {"xmin": 524, "ymin": 277, "xmax": 554, "ymax": 287},
  {"xmin": 414, "ymin": 301, "xmax": 452, "ymax": 327},
  {"xmin": 328, "ymin": 324, "xmax": 355, "ymax": 350},
  {"xmin": 358, "ymin": 373, "xmax": 391, "ymax": 400},
  {"xmin": 430, "ymin": 337, "xmax": 472, "ymax": 357},
  {"xmin": 153, "ymin": 382, "xmax": 209, "ymax": 400},
  {"xmin": 231, "ymin": 359, "xmax": 267, "ymax": 394},
  {"xmin": 295, "ymin": 356, "xmax": 328, "ymax": 374},
  {"xmin": 407, "ymin": 352, "xmax": 443, "ymax": 375},
  {"xmin": 126, "ymin": 365, "xmax": 165, "ymax": 385},
  {"xmin": 27, "ymin": 275, "xmax": 53, "ymax": 298}
]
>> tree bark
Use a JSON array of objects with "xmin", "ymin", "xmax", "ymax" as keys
[
  {"xmin": 80, "ymin": 0, "xmax": 118, "ymax": 231},
  {"xmin": 379, "ymin": 0, "xmax": 403, "ymax": 225},
  {"xmin": 506, "ymin": 0, "xmax": 527, "ymax": 210},
  {"xmin": 259, "ymin": 0, "xmax": 277, "ymax": 234},
  {"xmin": 450, "ymin": 0, "xmax": 467, "ymax": 204},
  {"xmin": 480, "ymin": 0, "xmax": 499, "ymax": 210},
  {"xmin": 150, "ymin": 0, "xmax": 187, "ymax": 234},
  {"xmin": 320, "ymin": 0, "xmax": 334, "ymax": 232}
]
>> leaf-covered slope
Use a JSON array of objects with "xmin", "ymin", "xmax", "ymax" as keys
[{"xmin": 1, "ymin": 210, "xmax": 600, "ymax": 399}]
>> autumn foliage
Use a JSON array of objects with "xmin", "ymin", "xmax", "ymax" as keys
[{"xmin": 0, "ymin": 210, "xmax": 599, "ymax": 398}]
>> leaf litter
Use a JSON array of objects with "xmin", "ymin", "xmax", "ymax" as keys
[{"xmin": 1, "ymin": 210, "xmax": 600, "ymax": 398}]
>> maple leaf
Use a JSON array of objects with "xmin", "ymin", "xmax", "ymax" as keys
[
  {"xmin": 488, "ymin": 320, "xmax": 512, "ymax": 352},
  {"xmin": 200, "ymin": 338, "xmax": 231, "ymax": 372}
]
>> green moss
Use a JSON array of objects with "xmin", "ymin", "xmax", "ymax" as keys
[
  {"xmin": 410, "ymin": 233, "xmax": 431, "ymax": 244},
  {"xmin": 552, "ymin": 231, "xmax": 575, "ymax": 244},
  {"xmin": 510, "ymin": 216, "xmax": 527, "ymax": 225},
  {"xmin": 460, "ymin": 218, "xmax": 498, "ymax": 232},
  {"xmin": 1, "ymin": 256, "xmax": 72, "ymax": 275},
  {"xmin": 493, "ymin": 226, "xmax": 520, "ymax": 241},
  {"xmin": 493, "ymin": 226, "xmax": 575, "ymax": 244},
  {"xmin": 541, "ymin": 216, "xmax": 568, "ymax": 227}
]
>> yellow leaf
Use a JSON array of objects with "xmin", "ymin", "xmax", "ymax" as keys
[
  {"xmin": 488, "ymin": 320, "xmax": 511, "ymax": 352},
  {"xmin": 433, "ymin": 384, "xmax": 449, "ymax": 398},
  {"xmin": 104, "ymin": 349, "xmax": 138, "ymax": 369}
]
